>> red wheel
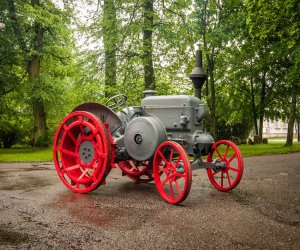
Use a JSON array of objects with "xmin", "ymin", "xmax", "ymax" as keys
[
  {"xmin": 153, "ymin": 141, "xmax": 192, "ymax": 204},
  {"xmin": 118, "ymin": 161, "xmax": 154, "ymax": 183},
  {"xmin": 207, "ymin": 140, "xmax": 243, "ymax": 191},
  {"xmin": 53, "ymin": 111, "xmax": 112, "ymax": 193}
]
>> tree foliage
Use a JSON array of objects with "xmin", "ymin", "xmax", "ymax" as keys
[{"xmin": 0, "ymin": 0, "xmax": 298, "ymax": 147}]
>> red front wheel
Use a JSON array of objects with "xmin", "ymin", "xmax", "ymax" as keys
[
  {"xmin": 207, "ymin": 140, "xmax": 243, "ymax": 191},
  {"xmin": 53, "ymin": 111, "xmax": 112, "ymax": 193},
  {"xmin": 153, "ymin": 141, "xmax": 192, "ymax": 205}
]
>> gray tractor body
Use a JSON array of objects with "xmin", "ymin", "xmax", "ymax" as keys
[{"xmin": 110, "ymin": 93, "xmax": 214, "ymax": 163}]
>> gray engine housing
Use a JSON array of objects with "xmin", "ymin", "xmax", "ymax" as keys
[
  {"xmin": 141, "ymin": 94, "xmax": 213, "ymax": 155},
  {"xmin": 124, "ymin": 116, "xmax": 167, "ymax": 161}
]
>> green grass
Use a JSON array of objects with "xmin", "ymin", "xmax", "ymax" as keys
[
  {"xmin": 0, "ymin": 142, "xmax": 299, "ymax": 162},
  {"xmin": 0, "ymin": 147, "xmax": 53, "ymax": 162},
  {"xmin": 239, "ymin": 142, "xmax": 300, "ymax": 156}
]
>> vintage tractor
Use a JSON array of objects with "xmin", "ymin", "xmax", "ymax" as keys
[{"xmin": 53, "ymin": 51, "xmax": 244, "ymax": 205}]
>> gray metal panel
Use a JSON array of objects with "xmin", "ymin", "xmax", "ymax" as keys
[
  {"xmin": 143, "ymin": 106, "xmax": 195, "ymax": 131},
  {"xmin": 142, "ymin": 94, "xmax": 201, "ymax": 107}
]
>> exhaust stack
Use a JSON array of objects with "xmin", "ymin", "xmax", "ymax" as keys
[{"xmin": 189, "ymin": 50, "xmax": 207, "ymax": 99}]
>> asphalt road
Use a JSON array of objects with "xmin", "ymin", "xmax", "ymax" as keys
[{"xmin": 0, "ymin": 153, "xmax": 299, "ymax": 249}]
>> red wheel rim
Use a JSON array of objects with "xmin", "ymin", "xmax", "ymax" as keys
[
  {"xmin": 53, "ymin": 111, "xmax": 112, "ymax": 193},
  {"xmin": 207, "ymin": 140, "xmax": 243, "ymax": 191},
  {"xmin": 118, "ymin": 161, "xmax": 154, "ymax": 183},
  {"xmin": 153, "ymin": 141, "xmax": 192, "ymax": 204}
]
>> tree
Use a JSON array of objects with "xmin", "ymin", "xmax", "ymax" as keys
[
  {"xmin": 103, "ymin": 0, "xmax": 117, "ymax": 98},
  {"xmin": 142, "ymin": 0, "xmax": 155, "ymax": 89},
  {"xmin": 5, "ymin": 0, "xmax": 75, "ymax": 146},
  {"xmin": 246, "ymin": 0, "xmax": 300, "ymax": 146},
  {"xmin": 193, "ymin": 0, "xmax": 233, "ymax": 137}
]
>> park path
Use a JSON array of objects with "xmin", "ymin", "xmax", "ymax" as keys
[{"xmin": 0, "ymin": 153, "xmax": 299, "ymax": 249}]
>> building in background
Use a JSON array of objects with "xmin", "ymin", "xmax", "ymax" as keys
[{"xmin": 263, "ymin": 120, "xmax": 298, "ymax": 139}]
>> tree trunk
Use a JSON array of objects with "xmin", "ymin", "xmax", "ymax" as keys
[
  {"xmin": 143, "ymin": 0, "xmax": 155, "ymax": 90},
  {"xmin": 250, "ymin": 76, "xmax": 258, "ymax": 135},
  {"xmin": 285, "ymin": 83, "xmax": 298, "ymax": 147},
  {"xmin": 250, "ymin": 59, "xmax": 258, "ymax": 135},
  {"xmin": 201, "ymin": 0, "xmax": 217, "ymax": 138},
  {"xmin": 32, "ymin": 99, "xmax": 47, "ymax": 146},
  {"xmin": 30, "ymin": 0, "xmax": 46, "ymax": 146},
  {"xmin": 30, "ymin": 56, "xmax": 47, "ymax": 146},
  {"xmin": 103, "ymin": 0, "xmax": 117, "ymax": 98},
  {"xmin": 207, "ymin": 54, "xmax": 216, "ymax": 137},
  {"xmin": 258, "ymin": 71, "xmax": 266, "ymax": 142}
]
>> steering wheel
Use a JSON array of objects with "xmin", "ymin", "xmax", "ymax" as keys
[{"xmin": 105, "ymin": 94, "xmax": 128, "ymax": 111}]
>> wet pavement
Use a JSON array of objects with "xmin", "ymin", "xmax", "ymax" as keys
[{"xmin": 0, "ymin": 153, "xmax": 299, "ymax": 249}]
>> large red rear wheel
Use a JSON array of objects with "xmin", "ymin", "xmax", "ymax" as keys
[
  {"xmin": 207, "ymin": 140, "xmax": 243, "ymax": 191},
  {"xmin": 53, "ymin": 111, "xmax": 112, "ymax": 193},
  {"xmin": 118, "ymin": 161, "xmax": 154, "ymax": 183},
  {"xmin": 153, "ymin": 141, "xmax": 192, "ymax": 204}
]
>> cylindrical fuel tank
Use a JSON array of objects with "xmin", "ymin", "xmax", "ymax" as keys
[{"xmin": 124, "ymin": 116, "xmax": 167, "ymax": 161}]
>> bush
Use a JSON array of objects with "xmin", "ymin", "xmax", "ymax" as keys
[
  {"xmin": 241, "ymin": 139, "xmax": 247, "ymax": 144},
  {"xmin": 0, "ymin": 121, "xmax": 22, "ymax": 148},
  {"xmin": 35, "ymin": 134, "xmax": 51, "ymax": 147},
  {"xmin": 231, "ymin": 136, "xmax": 242, "ymax": 145},
  {"xmin": 214, "ymin": 116, "xmax": 253, "ymax": 141},
  {"xmin": 248, "ymin": 138, "xmax": 255, "ymax": 145},
  {"xmin": 262, "ymin": 138, "xmax": 268, "ymax": 144},
  {"xmin": 254, "ymin": 135, "xmax": 261, "ymax": 144}
]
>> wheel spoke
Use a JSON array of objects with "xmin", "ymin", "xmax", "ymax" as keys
[
  {"xmin": 227, "ymin": 165, "xmax": 238, "ymax": 172},
  {"xmin": 221, "ymin": 171, "xmax": 224, "ymax": 188},
  {"xmin": 63, "ymin": 125, "xmax": 77, "ymax": 144},
  {"xmin": 159, "ymin": 166, "xmax": 168, "ymax": 173},
  {"xmin": 212, "ymin": 170, "xmax": 219, "ymax": 176},
  {"xmin": 174, "ymin": 173, "xmax": 186, "ymax": 178},
  {"xmin": 227, "ymin": 172, "xmax": 232, "ymax": 186},
  {"xmin": 77, "ymin": 168, "xmax": 89, "ymax": 181},
  {"xmin": 215, "ymin": 147, "xmax": 223, "ymax": 160},
  {"xmin": 174, "ymin": 179, "xmax": 181, "ymax": 196},
  {"xmin": 158, "ymin": 150, "xmax": 169, "ymax": 165},
  {"xmin": 66, "ymin": 164, "xmax": 81, "ymax": 171},
  {"xmin": 80, "ymin": 125, "xmax": 85, "ymax": 136},
  {"xmin": 174, "ymin": 156, "xmax": 182, "ymax": 168},
  {"xmin": 161, "ymin": 175, "xmax": 170, "ymax": 186},
  {"xmin": 169, "ymin": 180, "xmax": 175, "ymax": 199},
  {"xmin": 228, "ymin": 153, "xmax": 237, "ymax": 163},
  {"xmin": 76, "ymin": 115, "xmax": 84, "ymax": 133},
  {"xmin": 223, "ymin": 145, "xmax": 229, "ymax": 159},
  {"xmin": 61, "ymin": 149, "xmax": 77, "ymax": 157}
]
